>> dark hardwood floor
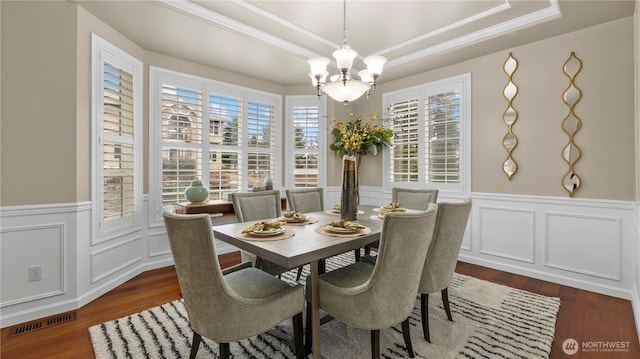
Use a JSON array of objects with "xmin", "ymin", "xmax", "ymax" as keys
[{"xmin": 2, "ymin": 251, "xmax": 638, "ymax": 358}]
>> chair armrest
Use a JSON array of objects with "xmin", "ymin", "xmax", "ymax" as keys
[{"xmin": 222, "ymin": 261, "xmax": 253, "ymax": 275}]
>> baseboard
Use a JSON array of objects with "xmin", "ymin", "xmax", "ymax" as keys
[{"xmin": 0, "ymin": 257, "xmax": 174, "ymax": 329}]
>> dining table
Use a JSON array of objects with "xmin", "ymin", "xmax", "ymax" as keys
[{"xmin": 212, "ymin": 205, "xmax": 384, "ymax": 359}]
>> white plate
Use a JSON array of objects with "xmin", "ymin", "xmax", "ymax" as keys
[
  {"xmin": 247, "ymin": 227, "xmax": 285, "ymax": 236},
  {"xmin": 323, "ymin": 224, "xmax": 361, "ymax": 234},
  {"xmin": 279, "ymin": 216, "xmax": 307, "ymax": 223},
  {"xmin": 375, "ymin": 207, "xmax": 407, "ymax": 213}
]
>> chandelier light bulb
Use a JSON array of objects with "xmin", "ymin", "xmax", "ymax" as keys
[
  {"xmin": 358, "ymin": 69, "xmax": 373, "ymax": 83},
  {"xmin": 308, "ymin": 57, "xmax": 330, "ymax": 77},
  {"xmin": 364, "ymin": 55, "xmax": 387, "ymax": 77},
  {"xmin": 333, "ymin": 45, "xmax": 357, "ymax": 72}
]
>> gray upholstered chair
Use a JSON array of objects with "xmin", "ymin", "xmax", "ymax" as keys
[
  {"xmin": 162, "ymin": 210, "xmax": 305, "ymax": 359},
  {"xmin": 418, "ymin": 199, "xmax": 472, "ymax": 343},
  {"xmin": 306, "ymin": 205, "xmax": 438, "ymax": 358},
  {"xmin": 231, "ymin": 189, "xmax": 282, "ymax": 223},
  {"xmin": 360, "ymin": 187, "xmax": 439, "ymax": 260},
  {"xmin": 286, "ymin": 187, "xmax": 324, "ymax": 281},
  {"xmin": 231, "ymin": 190, "xmax": 289, "ymax": 275},
  {"xmin": 285, "ymin": 187, "xmax": 324, "ymax": 214},
  {"xmin": 392, "ymin": 187, "xmax": 439, "ymax": 210}
]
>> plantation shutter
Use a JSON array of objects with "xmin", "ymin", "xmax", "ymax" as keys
[
  {"xmin": 292, "ymin": 105, "xmax": 320, "ymax": 187},
  {"xmin": 161, "ymin": 84, "xmax": 204, "ymax": 204},
  {"xmin": 247, "ymin": 100, "xmax": 276, "ymax": 189},
  {"xmin": 425, "ymin": 91, "xmax": 460, "ymax": 183},
  {"xmin": 102, "ymin": 61, "xmax": 135, "ymax": 220},
  {"xmin": 388, "ymin": 98, "xmax": 420, "ymax": 183},
  {"xmin": 208, "ymin": 93, "xmax": 243, "ymax": 200}
]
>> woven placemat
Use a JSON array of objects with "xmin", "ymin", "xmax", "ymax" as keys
[
  {"xmin": 235, "ymin": 229, "xmax": 295, "ymax": 241},
  {"xmin": 324, "ymin": 209, "xmax": 365, "ymax": 215}
]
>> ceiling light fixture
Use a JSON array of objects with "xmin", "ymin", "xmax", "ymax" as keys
[{"xmin": 308, "ymin": 0, "xmax": 386, "ymax": 104}]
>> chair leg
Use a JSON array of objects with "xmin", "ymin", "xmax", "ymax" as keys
[
  {"xmin": 420, "ymin": 293, "xmax": 431, "ymax": 342},
  {"xmin": 370, "ymin": 329, "xmax": 380, "ymax": 359},
  {"xmin": 189, "ymin": 332, "xmax": 201, "ymax": 359},
  {"xmin": 401, "ymin": 318, "xmax": 415, "ymax": 358},
  {"xmin": 295, "ymin": 266, "xmax": 304, "ymax": 281},
  {"xmin": 442, "ymin": 287, "xmax": 453, "ymax": 321},
  {"xmin": 292, "ymin": 312, "xmax": 305, "ymax": 359},
  {"xmin": 304, "ymin": 302, "xmax": 313, "ymax": 355},
  {"xmin": 219, "ymin": 342, "xmax": 230, "ymax": 359}
]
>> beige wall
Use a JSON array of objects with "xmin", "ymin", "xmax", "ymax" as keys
[
  {"xmin": 1, "ymin": 1, "xmax": 79, "ymax": 205},
  {"xmin": 635, "ymin": 1, "xmax": 640, "ymax": 205},
  {"xmin": 1, "ymin": 2, "xmax": 635, "ymax": 206},
  {"xmin": 348, "ymin": 16, "xmax": 635, "ymax": 200}
]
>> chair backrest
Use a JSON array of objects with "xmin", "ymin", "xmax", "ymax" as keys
[
  {"xmin": 231, "ymin": 190, "xmax": 282, "ymax": 222},
  {"xmin": 392, "ymin": 188, "xmax": 439, "ymax": 210},
  {"xmin": 419, "ymin": 200, "xmax": 472, "ymax": 294},
  {"xmin": 285, "ymin": 187, "xmax": 324, "ymax": 213},
  {"xmin": 366, "ymin": 204, "xmax": 438, "ymax": 327},
  {"xmin": 162, "ymin": 210, "xmax": 236, "ymax": 338}
]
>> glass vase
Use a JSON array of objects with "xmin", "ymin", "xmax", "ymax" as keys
[{"xmin": 340, "ymin": 155, "xmax": 358, "ymax": 221}]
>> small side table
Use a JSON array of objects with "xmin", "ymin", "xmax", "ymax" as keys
[
  {"xmin": 175, "ymin": 200, "xmax": 234, "ymax": 217},
  {"xmin": 175, "ymin": 198, "xmax": 287, "ymax": 216}
]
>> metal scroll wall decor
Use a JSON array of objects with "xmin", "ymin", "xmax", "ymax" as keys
[
  {"xmin": 561, "ymin": 52, "xmax": 583, "ymax": 197},
  {"xmin": 502, "ymin": 53, "xmax": 519, "ymax": 179}
]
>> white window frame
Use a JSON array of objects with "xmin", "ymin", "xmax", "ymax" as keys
[
  {"xmin": 383, "ymin": 73, "xmax": 471, "ymax": 196},
  {"xmin": 91, "ymin": 34, "xmax": 143, "ymax": 244},
  {"xmin": 285, "ymin": 96, "xmax": 327, "ymax": 189},
  {"xmin": 148, "ymin": 67, "xmax": 282, "ymax": 227}
]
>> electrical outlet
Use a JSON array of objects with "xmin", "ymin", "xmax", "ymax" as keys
[{"xmin": 29, "ymin": 266, "xmax": 42, "ymax": 282}]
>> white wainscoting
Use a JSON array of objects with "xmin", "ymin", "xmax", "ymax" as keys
[
  {"xmin": 338, "ymin": 187, "xmax": 636, "ymax": 299},
  {"xmin": 465, "ymin": 193, "xmax": 635, "ymax": 300},
  {"xmin": 0, "ymin": 191, "xmax": 637, "ymax": 328},
  {"xmin": 0, "ymin": 200, "xmax": 174, "ymax": 328}
]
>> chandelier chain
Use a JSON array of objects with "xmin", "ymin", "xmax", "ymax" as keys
[{"xmin": 342, "ymin": 0, "xmax": 348, "ymax": 45}]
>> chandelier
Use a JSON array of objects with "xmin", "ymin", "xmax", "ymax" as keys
[{"xmin": 308, "ymin": 0, "xmax": 386, "ymax": 103}]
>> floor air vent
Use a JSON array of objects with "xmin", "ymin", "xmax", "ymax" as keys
[{"xmin": 8, "ymin": 311, "xmax": 76, "ymax": 337}]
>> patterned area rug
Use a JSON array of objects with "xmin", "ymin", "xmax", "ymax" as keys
[{"xmin": 90, "ymin": 253, "xmax": 560, "ymax": 358}]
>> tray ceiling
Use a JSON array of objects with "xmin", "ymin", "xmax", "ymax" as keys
[{"xmin": 75, "ymin": 0, "xmax": 635, "ymax": 86}]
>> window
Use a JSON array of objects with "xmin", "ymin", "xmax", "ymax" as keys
[
  {"xmin": 285, "ymin": 96, "xmax": 326, "ymax": 188},
  {"xmin": 149, "ymin": 67, "xmax": 281, "ymax": 225},
  {"xmin": 91, "ymin": 34, "xmax": 143, "ymax": 242},
  {"xmin": 383, "ymin": 73, "xmax": 471, "ymax": 195}
]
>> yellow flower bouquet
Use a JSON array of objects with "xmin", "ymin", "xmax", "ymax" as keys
[{"xmin": 329, "ymin": 113, "xmax": 393, "ymax": 158}]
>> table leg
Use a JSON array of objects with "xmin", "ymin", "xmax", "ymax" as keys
[{"xmin": 310, "ymin": 260, "xmax": 321, "ymax": 359}]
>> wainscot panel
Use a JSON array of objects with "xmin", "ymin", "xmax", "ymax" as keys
[
  {"xmin": 90, "ymin": 236, "xmax": 143, "ymax": 283},
  {"xmin": 464, "ymin": 193, "xmax": 635, "ymax": 299},
  {"xmin": 0, "ymin": 224, "xmax": 65, "ymax": 306},
  {"xmin": 479, "ymin": 206, "xmax": 535, "ymax": 263}
]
